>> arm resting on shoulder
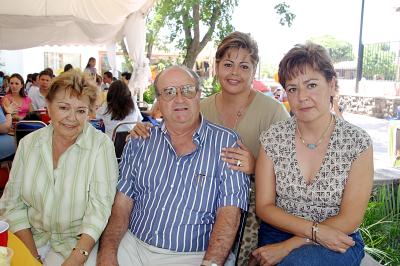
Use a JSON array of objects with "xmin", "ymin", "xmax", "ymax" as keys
[
  {"xmin": 96, "ymin": 192, "xmax": 134, "ymax": 265},
  {"xmin": 203, "ymin": 206, "xmax": 241, "ymax": 266}
]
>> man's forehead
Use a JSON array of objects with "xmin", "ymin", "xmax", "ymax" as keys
[{"xmin": 159, "ymin": 67, "xmax": 195, "ymax": 85}]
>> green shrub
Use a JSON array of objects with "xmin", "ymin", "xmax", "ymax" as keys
[
  {"xmin": 361, "ymin": 183, "xmax": 400, "ymax": 265},
  {"xmin": 143, "ymin": 84, "xmax": 156, "ymax": 104}
]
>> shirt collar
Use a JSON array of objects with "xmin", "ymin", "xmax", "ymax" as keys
[
  {"xmin": 35, "ymin": 122, "xmax": 92, "ymax": 150},
  {"xmin": 160, "ymin": 114, "xmax": 207, "ymax": 146}
]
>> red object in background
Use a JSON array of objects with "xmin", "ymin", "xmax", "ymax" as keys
[
  {"xmin": 0, "ymin": 167, "xmax": 9, "ymax": 188},
  {"xmin": 39, "ymin": 109, "xmax": 51, "ymax": 124},
  {"xmin": 253, "ymin": 80, "xmax": 270, "ymax": 92}
]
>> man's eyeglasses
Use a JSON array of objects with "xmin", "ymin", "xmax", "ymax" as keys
[{"xmin": 157, "ymin": 84, "xmax": 198, "ymax": 101}]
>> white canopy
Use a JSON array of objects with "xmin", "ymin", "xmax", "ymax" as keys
[{"xmin": 0, "ymin": 0, "xmax": 155, "ymax": 98}]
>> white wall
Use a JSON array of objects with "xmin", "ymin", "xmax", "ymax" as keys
[{"xmin": 0, "ymin": 45, "xmax": 105, "ymax": 78}]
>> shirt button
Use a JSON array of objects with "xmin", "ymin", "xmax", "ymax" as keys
[
  {"xmin": 155, "ymin": 230, "xmax": 158, "ymax": 234},
  {"xmin": 161, "ymin": 207, "xmax": 165, "ymax": 211},
  {"xmin": 170, "ymin": 185, "xmax": 174, "ymax": 188}
]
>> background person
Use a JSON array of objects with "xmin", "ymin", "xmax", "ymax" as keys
[
  {"xmin": 1, "ymin": 73, "xmax": 33, "ymax": 120},
  {"xmin": 96, "ymin": 80, "xmax": 142, "ymax": 138},
  {"xmin": 253, "ymin": 42, "xmax": 373, "ymax": 265},
  {"xmin": 84, "ymin": 57, "xmax": 97, "ymax": 78},
  {"xmin": 28, "ymin": 70, "xmax": 52, "ymax": 110},
  {"xmin": 0, "ymin": 70, "xmax": 118, "ymax": 266},
  {"xmin": 120, "ymin": 72, "xmax": 131, "ymax": 86},
  {"xmin": 0, "ymin": 105, "xmax": 16, "ymax": 160}
]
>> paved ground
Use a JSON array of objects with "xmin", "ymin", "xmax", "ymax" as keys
[{"xmin": 343, "ymin": 112, "xmax": 400, "ymax": 182}]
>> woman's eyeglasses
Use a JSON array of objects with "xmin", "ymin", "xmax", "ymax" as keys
[{"xmin": 157, "ymin": 84, "xmax": 198, "ymax": 101}]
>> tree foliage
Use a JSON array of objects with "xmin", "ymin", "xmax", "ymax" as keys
[
  {"xmin": 146, "ymin": 1, "xmax": 296, "ymax": 69},
  {"xmin": 362, "ymin": 43, "xmax": 396, "ymax": 80},
  {"xmin": 309, "ymin": 35, "xmax": 354, "ymax": 63}
]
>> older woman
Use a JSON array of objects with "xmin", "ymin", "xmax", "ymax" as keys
[
  {"xmin": 0, "ymin": 70, "xmax": 118, "ymax": 266},
  {"xmin": 253, "ymin": 43, "xmax": 373, "ymax": 265},
  {"xmin": 131, "ymin": 31, "xmax": 289, "ymax": 264}
]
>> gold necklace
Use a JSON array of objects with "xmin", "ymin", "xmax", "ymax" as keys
[
  {"xmin": 297, "ymin": 115, "xmax": 333, "ymax": 150},
  {"xmin": 217, "ymin": 91, "xmax": 252, "ymax": 130}
]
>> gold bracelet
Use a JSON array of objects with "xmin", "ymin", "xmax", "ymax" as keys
[{"xmin": 72, "ymin": 247, "xmax": 89, "ymax": 257}]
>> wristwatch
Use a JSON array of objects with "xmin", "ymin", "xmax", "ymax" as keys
[{"xmin": 201, "ymin": 260, "xmax": 218, "ymax": 266}]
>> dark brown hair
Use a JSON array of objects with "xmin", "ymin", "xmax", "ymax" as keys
[
  {"xmin": 104, "ymin": 80, "xmax": 135, "ymax": 120},
  {"xmin": 46, "ymin": 69, "xmax": 99, "ymax": 112},
  {"xmin": 278, "ymin": 42, "xmax": 338, "ymax": 90},
  {"xmin": 10, "ymin": 73, "xmax": 26, "ymax": 97},
  {"xmin": 215, "ymin": 31, "xmax": 259, "ymax": 68}
]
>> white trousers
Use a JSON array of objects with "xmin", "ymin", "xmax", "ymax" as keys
[{"xmin": 39, "ymin": 231, "xmax": 235, "ymax": 266}]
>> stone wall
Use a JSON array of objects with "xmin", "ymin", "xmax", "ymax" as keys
[{"xmin": 340, "ymin": 94, "xmax": 400, "ymax": 119}]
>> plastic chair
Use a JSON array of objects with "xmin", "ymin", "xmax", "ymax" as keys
[
  {"xmin": 14, "ymin": 120, "xmax": 47, "ymax": 146},
  {"xmin": 89, "ymin": 118, "xmax": 105, "ymax": 133},
  {"xmin": 111, "ymin": 121, "xmax": 137, "ymax": 162}
]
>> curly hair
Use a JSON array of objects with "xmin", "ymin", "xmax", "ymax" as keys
[
  {"xmin": 104, "ymin": 80, "xmax": 135, "ymax": 120},
  {"xmin": 46, "ymin": 69, "xmax": 99, "ymax": 112}
]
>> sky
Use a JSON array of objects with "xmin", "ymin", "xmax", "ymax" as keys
[{"xmin": 232, "ymin": 0, "xmax": 400, "ymax": 66}]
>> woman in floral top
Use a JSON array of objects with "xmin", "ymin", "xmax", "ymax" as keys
[{"xmin": 253, "ymin": 43, "xmax": 373, "ymax": 266}]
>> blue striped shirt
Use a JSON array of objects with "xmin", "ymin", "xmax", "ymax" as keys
[{"xmin": 117, "ymin": 116, "xmax": 249, "ymax": 252}]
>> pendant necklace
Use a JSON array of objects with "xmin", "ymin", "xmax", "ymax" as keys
[
  {"xmin": 297, "ymin": 115, "xmax": 334, "ymax": 150},
  {"xmin": 217, "ymin": 91, "xmax": 252, "ymax": 130}
]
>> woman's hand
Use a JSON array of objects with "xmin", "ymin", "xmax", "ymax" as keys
[
  {"xmin": 221, "ymin": 140, "xmax": 255, "ymax": 175},
  {"xmin": 2, "ymin": 101, "xmax": 17, "ymax": 115},
  {"xmin": 61, "ymin": 253, "xmax": 86, "ymax": 266},
  {"xmin": 128, "ymin": 122, "xmax": 152, "ymax": 140},
  {"xmin": 316, "ymin": 223, "xmax": 355, "ymax": 253},
  {"xmin": 252, "ymin": 241, "xmax": 291, "ymax": 266}
]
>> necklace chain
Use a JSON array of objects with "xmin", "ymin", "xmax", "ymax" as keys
[
  {"xmin": 217, "ymin": 91, "xmax": 252, "ymax": 130},
  {"xmin": 297, "ymin": 115, "xmax": 334, "ymax": 150}
]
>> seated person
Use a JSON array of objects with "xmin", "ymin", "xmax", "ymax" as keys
[
  {"xmin": 92, "ymin": 65, "xmax": 250, "ymax": 266},
  {"xmin": 252, "ymin": 43, "xmax": 373, "ymax": 266},
  {"xmin": 28, "ymin": 70, "xmax": 52, "ymax": 110},
  {"xmin": 1, "ymin": 73, "xmax": 33, "ymax": 120},
  {"xmin": 96, "ymin": 80, "xmax": 142, "ymax": 138},
  {"xmin": 0, "ymin": 105, "xmax": 16, "ymax": 160},
  {"xmin": 0, "ymin": 69, "xmax": 119, "ymax": 265}
]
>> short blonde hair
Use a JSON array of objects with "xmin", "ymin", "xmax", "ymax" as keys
[{"xmin": 46, "ymin": 69, "xmax": 99, "ymax": 112}]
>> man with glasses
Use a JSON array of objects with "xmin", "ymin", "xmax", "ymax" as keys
[{"xmin": 93, "ymin": 65, "xmax": 249, "ymax": 266}]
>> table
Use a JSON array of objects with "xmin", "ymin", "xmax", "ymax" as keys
[{"xmin": 7, "ymin": 232, "xmax": 41, "ymax": 266}]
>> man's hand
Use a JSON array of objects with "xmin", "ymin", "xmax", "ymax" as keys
[
  {"xmin": 96, "ymin": 250, "xmax": 118, "ymax": 266},
  {"xmin": 128, "ymin": 122, "xmax": 152, "ymax": 139}
]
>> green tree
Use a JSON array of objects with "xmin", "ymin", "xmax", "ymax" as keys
[
  {"xmin": 362, "ymin": 43, "xmax": 396, "ymax": 80},
  {"xmin": 309, "ymin": 35, "xmax": 354, "ymax": 63},
  {"xmin": 146, "ymin": 1, "xmax": 295, "ymax": 69}
]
